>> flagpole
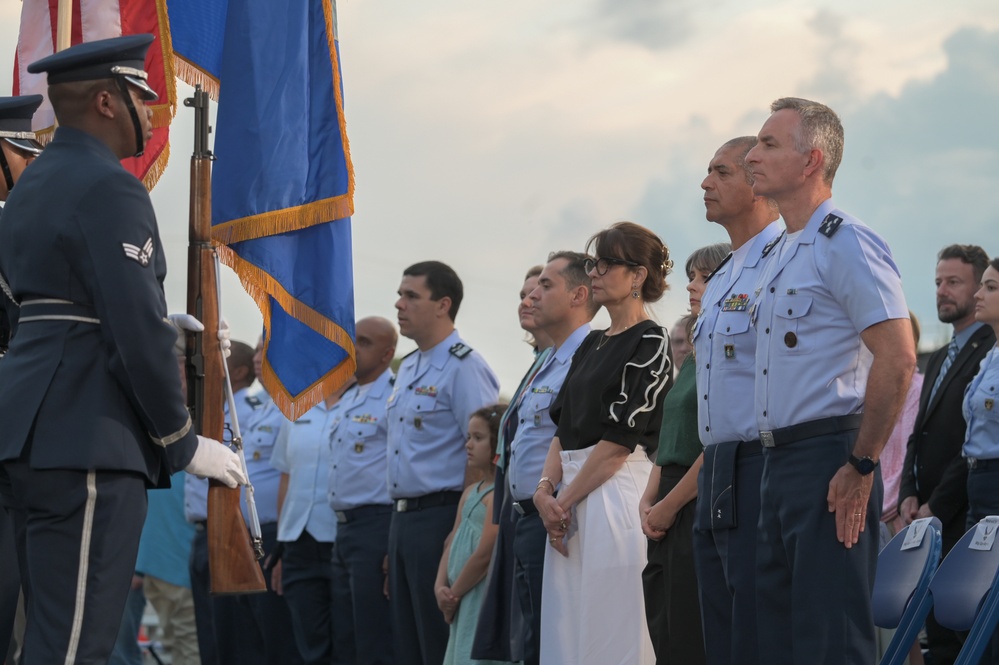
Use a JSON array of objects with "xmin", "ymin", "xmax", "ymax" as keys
[{"xmin": 56, "ymin": 0, "xmax": 73, "ymax": 52}]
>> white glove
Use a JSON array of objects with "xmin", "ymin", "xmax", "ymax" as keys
[
  {"xmin": 168, "ymin": 313, "xmax": 231, "ymax": 358},
  {"xmin": 185, "ymin": 435, "xmax": 248, "ymax": 488}
]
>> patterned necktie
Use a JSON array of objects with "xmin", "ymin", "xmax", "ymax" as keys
[{"xmin": 929, "ymin": 335, "xmax": 959, "ymax": 403}]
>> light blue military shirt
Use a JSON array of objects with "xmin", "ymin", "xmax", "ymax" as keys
[
  {"xmin": 752, "ymin": 199, "xmax": 909, "ymax": 431},
  {"xmin": 328, "ymin": 368, "xmax": 395, "ymax": 511},
  {"xmin": 272, "ymin": 400, "xmax": 339, "ymax": 543},
  {"xmin": 963, "ymin": 346, "xmax": 999, "ymax": 460},
  {"xmin": 508, "ymin": 323, "xmax": 589, "ymax": 501},
  {"xmin": 386, "ymin": 329, "xmax": 500, "ymax": 498},
  {"xmin": 184, "ymin": 386, "xmax": 258, "ymax": 523},
  {"xmin": 240, "ymin": 392, "xmax": 286, "ymax": 525},
  {"xmin": 694, "ymin": 222, "xmax": 782, "ymax": 445}
]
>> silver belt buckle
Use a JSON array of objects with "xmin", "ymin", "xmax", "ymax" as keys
[
  {"xmin": 335, "ymin": 511, "xmax": 348, "ymax": 523},
  {"xmin": 512, "ymin": 502, "xmax": 526, "ymax": 517},
  {"xmin": 394, "ymin": 499, "xmax": 409, "ymax": 512},
  {"xmin": 968, "ymin": 457, "xmax": 979, "ymax": 470},
  {"xmin": 760, "ymin": 431, "xmax": 775, "ymax": 448}
]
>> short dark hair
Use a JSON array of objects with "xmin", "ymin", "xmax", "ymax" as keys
[
  {"xmin": 938, "ymin": 245, "xmax": 990, "ymax": 283},
  {"xmin": 403, "ymin": 261, "xmax": 463, "ymax": 321},
  {"xmin": 547, "ymin": 250, "xmax": 599, "ymax": 316},
  {"xmin": 228, "ymin": 340, "xmax": 257, "ymax": 383},
  {"xmin": 585, "ymin": 222, "xmax": 672, "ymax": 303}
]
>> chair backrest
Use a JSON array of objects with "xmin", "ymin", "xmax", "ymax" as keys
[
  {"xmin": 930, "ymin": 516, "xmax": 999, "ymax": 631},
  {"xmin": 873, "ymin": 517, "xmax": 942, "ymax": 628}
]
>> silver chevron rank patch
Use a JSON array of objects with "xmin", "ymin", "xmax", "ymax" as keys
[{"xmin": 122, "ymin": 237, "xmax": 154, "ymax": 266}]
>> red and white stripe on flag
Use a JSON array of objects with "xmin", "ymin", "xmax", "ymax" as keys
[{"xmin": 12, "ymin": 0, "xmax": 177, "ymax": 189}]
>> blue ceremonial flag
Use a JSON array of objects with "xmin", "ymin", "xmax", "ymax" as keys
[{"xmin": 168, "ymin": 0, "xmax": 356, "ymax": 419}]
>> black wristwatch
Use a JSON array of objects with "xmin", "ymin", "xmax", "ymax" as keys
[{"xmin": 848, "ymin": 454, "xmax": 879, "ymax": 476}]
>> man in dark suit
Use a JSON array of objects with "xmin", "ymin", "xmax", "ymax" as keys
[{"xmin": 899, "ymin": 244, "xmax": 994, "ymax": 665}]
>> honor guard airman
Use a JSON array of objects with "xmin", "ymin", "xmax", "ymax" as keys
[
  {"xmin": 388, "ymin": 262, "xmax": 499, "ymax": 665},
  {"xmin": 0, "ymin": 93, "xmax": 44, "ymax": 665},
  {"xmin": 690, "ymin": 137, "xmax": 781, "ymax": 665},
  {"xmin": 327, "ymin": 315, "xmax": 400, "ymax": 665},
  {"xmin": 0, "ymin": 35, "xmax": 244, "ymax": 665},
  {"xmin": 745, "ymin": 98, "xmax": 914, "ymax": 665}
]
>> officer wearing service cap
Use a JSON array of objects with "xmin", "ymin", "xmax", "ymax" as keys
[
  {"xmin": 0, "ymin": 92, "xmax": 43, "ymax": 665},
  {"xmin": 0, "ymin": 34, "xmax": 245, "ymax": 664}
]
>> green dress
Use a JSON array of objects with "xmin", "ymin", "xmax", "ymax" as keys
[{"xmin": 442, "ymin": 481, "xmax": 511, "ymax": 665}]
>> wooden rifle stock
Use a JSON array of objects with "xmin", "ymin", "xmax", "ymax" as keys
[{"xmin": 184, "ymin": 87, "xmax": 266, "ymax": 595}]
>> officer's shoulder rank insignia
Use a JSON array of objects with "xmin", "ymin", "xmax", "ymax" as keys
[
  {"xmin": 761, "ymin": 231, "xmax": 785, "ymax": 257},
  {"xmin": 819, "ymin": 213, "xmax": 843, "ymax": 238},
  {"xmin": 122, "ymin": 237, "xmax": 154, "ymax": 266},
  {"xmin": 449, "ymin": 343, "xmax": 472, "ymax": 359},
  {"xmin": 246, "ymin": 395, "xmax": 263, "ymax": 409}
]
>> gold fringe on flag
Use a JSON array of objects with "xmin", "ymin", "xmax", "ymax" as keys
[
  {"xmin": 141, "ymin": 140, "xmax": 170, "ymax": 191},
  {"xmin": 173, "ymin": 55, "xmax": 220, "ymax": 101},
  {"xmin": 211, "ymin": 195, "xmax": 354, "ymax": 245},
  {"xmin": 216, "ymin": 243, "xmax": 357, "ymax": 420}
]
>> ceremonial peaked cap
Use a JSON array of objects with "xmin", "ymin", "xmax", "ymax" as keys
[
  {"xmin": 0, "ymin": 96, "xmax": 44, "ymax": 156},
  {"xmin": 27, "ymin": 34, "xmax": 158, "ymax": 101}
]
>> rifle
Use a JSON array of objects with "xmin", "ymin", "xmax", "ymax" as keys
[{"xmin": 184, "ymin": 85, "xmax": 266, "ymax": 594}]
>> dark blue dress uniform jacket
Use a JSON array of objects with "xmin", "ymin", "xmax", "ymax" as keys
[{"xmin": 0, "ymin": 126, "xmax": 197, "ymax": 487}]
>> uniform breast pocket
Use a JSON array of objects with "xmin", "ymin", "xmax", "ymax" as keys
[
  {"xmin": 773, "ymin": 295, "xmax": 813, "ymax": 354},
  {"xmin": 976, "ymin": 387, "xmax": 999, "ymax": 422},
  {"xmin": 409, "ymin": 395, "xmax": 441, "ymax": 441},
  {"xmin": 527, "ymin": 393, "xmax": 554, "ymax": 428},
  {"xmin": 714, "ymin": 312, "xmax": 751, "ymax": 371},
  {"xmin": 348, "ymin": 422, "xmax": 380, "ymax": 454}
]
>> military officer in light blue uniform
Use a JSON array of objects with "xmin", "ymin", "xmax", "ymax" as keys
[
  {"xmin": 387, "ymin": 261, "xmax": 500, "ymax": 665},
  {"xmin": 0, "ymin": 36, "xmax": 244, "ymax": 665},
  {"xmin": 328, "ymin": 316, "xmax": 398, "ymax": 665},
  {"xmin": 505, "ymin": 251, "xmax": 594, "ymax": 665},
  {"xmin": 690, "ymin": 136, "xmax": 781, "ymax": 665},
  {"xmin": 745, "ymin": 98, "xmax": 914, "ymax": 665}
]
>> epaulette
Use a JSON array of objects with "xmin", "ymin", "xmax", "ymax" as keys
[
  {"xmin": 705, "ymin": 253, "xmax": 732, "ymax": 283},
  {"xmin": 449, "ymin": 343, "xmax": 473, "ymax": 359},
  {"xmin": 245, "ymin": 395, "xmax": 263, "ymax": 409},
  {"xmin": 761, "ymin": 230, "xmax": 785, "ymax": 258},
  {"xmin": 819, "ymin": 213, "xmax": 843, "ymax": 238}
]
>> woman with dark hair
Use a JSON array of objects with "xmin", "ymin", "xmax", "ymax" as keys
[
  {"xmin": 640, "ymin": 242, "xmax": 729, "ymax": 665},
  {"xmin": 534, "ymin": 221, "xmax": 673, "ymax": 665}
]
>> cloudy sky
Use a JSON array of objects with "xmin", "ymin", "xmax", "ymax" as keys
[{"xmin": 3, "ymin": 0, "xmax": 999, "ymax": 395}]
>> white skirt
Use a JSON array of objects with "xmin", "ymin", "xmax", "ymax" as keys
[{"xmin": 539, "ymin": 446, "xmax": 655, "ymax": 665}]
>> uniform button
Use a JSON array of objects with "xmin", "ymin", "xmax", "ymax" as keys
[
  {"xmin": 395, "ymin": 450, "xmax": 399, "ymax": 455},
  {"xmin": 763, "ymin": 369, "xmax": 767, "ymax": 375},
  {"xmin": 787, "ymin": 308, "xmax": 793, "ymax": 315},
  {"xmin": 706, "ymin": 363, "xmax": 710, "ymax": 369},
  {"xmin": 393, "ymin": 483, "xmax": 397, "ymax": 488},
  {"xmin": 765, "ymin": 328, "xmax": 770, "ymax": 334},
  {"xmin": 709, "ymin": 333, "xmax": 713, "ymax": 339},
  {"xmin": 763, "ymin": 410, "xmax": 767, "ymax": 417},
  {"xmin": 520, "ymin": 418, "xmax": 525, "ymax": 423},
  {"xmin": 770, "ymin": 287, "xmax": 775, "ymax": 293},
  {"xmin": 399, "ymin": 417, "xmax": 403, "ymax": 421},
  {"xmin": 703, "ymin": 394, "xmax": 707, "ymax": 400},
  {"xmin": 726, "ymin": 326, "xmax": 730, "ymax": 332},
  {"xmin": 705, "ymin": 426, "xmax": 710, "ymax": 432}
]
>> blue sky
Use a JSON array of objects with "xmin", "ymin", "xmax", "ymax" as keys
[{"xmin": 2, "ymin": 0, "xmax": 998, "ymax": 393}]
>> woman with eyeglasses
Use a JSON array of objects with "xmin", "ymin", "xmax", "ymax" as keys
[
  {"xmin": 640, "ymin": 242, "xmax": 729, "ymax": 665},
  {"xmin": 533, "ymin": 221, "xmax": 673, "ymax": 665}
]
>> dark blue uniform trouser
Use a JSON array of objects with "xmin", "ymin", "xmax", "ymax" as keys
[
  {"xmin": 966, "ymin": 464, "xmax": 999, "ymax": 665},
  {"xmin": 189, "ymin": 525, "xmax": 219, "ymax": 665},
  {"xmin": 0, "ymin": 463, "xmax": 147, "ymax": 665},
  {"xmin": 389, "ymin": 502, "xmax": 457, "ymax": 665},
  {"xmin": 512, "ymin": 509, "xmax": 545, "ymax": 665},
  {"xmin": 282, "ymin": 530, "xmax": 354, "ymax": 665},
  {"xmin": 693, "ymin": 442, "xmax": 763, "ymax": 665},
  {"xmin": 331, "ymin": 505, "xmax": 393, "ymax": 665},
  {"xmin": 642, "ymin": 465, "xmax": 705, "ymax": 665},
  {"xmin": 756, "ymin": 430, "xmax": 881, "ymax": 665},
  {"xmin": 0, "ymin": 501, "xmax": 20, "ymax": 662},
  {"xmin": 212, "ymin": 521, "xmax": 303, "ymax": 665}
]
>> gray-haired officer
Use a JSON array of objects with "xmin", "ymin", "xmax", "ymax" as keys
[
  {"xmin": 328, "ymin": 316, "xmax": 398, "ymax": 665},
  {"xmin": 746, "ymin": 98, "xmax": 914, "ymax": 665},
  {"xmin": 0, "ymin": 35, "xmax": 245, "ymax": 664},
  {"xmin": 691, "ymin": 136, "xmax": 781, "ymax": 665},
  {"xmin": 388, "ymin": 261, "xmax": 500, "ymax": 665},
  {"xmin": 0, "ymin": 93, "xmax": 44, "ymax": 665}
]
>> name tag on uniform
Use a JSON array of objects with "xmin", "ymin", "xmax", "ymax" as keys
[
  {"xmin": 534, "ymin": 413, "xmax": 543, "ymax": 426},
  {"xmin": 258, "ymin": 426, "xmax": 274, "ymax": 433},
  {"xmin": 722, "ymin": 293, "xmax": 750, "ymax": 312},
  {"xmin": 531, "ymin": 386, "xmax": 555, "ymax": 394},
  {"xmin": 970, "ymin": 516, "xmax": 999, "ymax": 551}
]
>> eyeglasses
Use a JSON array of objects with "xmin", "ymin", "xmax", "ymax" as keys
[{"xmin": 584, "ymin": 256, "xmax": 641, "ymax": 276}]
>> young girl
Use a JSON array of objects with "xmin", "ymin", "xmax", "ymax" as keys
[{"xmin": 436, "ymin": 404, "xmax": 509, "ymax": 665}]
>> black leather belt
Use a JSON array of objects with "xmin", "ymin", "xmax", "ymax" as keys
[
  {"xmin": 512, "ymin": 497, "xmax": 537, "ymax": 517},
  {"xmin": 393, "ymin": 490, "xmax": 462, "ymax": 513},
  {"xmin": 194, "ymin": 520, "xmax": 207, "ymax": 532},
  {"xmin": 967, "ymin": 457, "xmax": 999, "ymax": 471},
  {"xmin": 736, "ymin": 439, "xmax": 763, "ymax": 458},
  {"xmin": 335, "ymin": 504, "xmax": 393, "ymax": 523},
  {"xmin": 759, "ymin": 414, "xmax": 864, "ymax": 448}
]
